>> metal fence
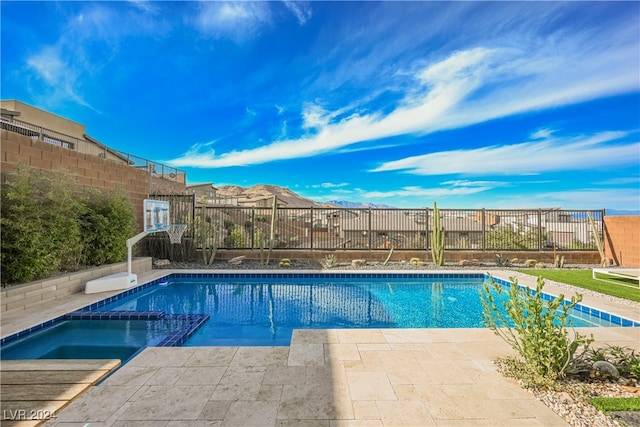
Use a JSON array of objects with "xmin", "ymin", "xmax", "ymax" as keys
[
  {"xmin": 1, "ymin": 117, "xmax": 185, "ymax": 184},
  {"xmin": 152, "ymin": 195, "xmax": 604, "ymax": 251},
  {"xmin": 1, "ymin": 116, "xmax": 77, "ymax": 149}
]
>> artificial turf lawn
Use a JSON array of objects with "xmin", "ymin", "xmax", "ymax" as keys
[
  {"xmin": 516, "ymin": 269, "xmax": 640, "ymax": 303},
  {"xmin": 588, "ymin": 397, "xmax": 640, "ymax": 412}
]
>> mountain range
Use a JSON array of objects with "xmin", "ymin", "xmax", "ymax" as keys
[
  {"xmin": 216, "ymin": 184, "xmax": 327, "ymax": 208},
  {"xmin": 216, "ymin": 184, "xmax": 638, "ymax": 214}
]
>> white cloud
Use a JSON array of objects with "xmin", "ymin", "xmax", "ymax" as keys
[
  {"xmin": 282, "ymin": 0, "xmax": 312, "ymax": 25},
  {"xmin": 596, "ymin": 177, "xmax": 640, "ymax": 186},
  {"xmin": 194, "ymin": 2, "xmax": 272, "ymax": 42},
  {"xmin": 169, "ymin": 30, "xmax": 639, "ymax": 169},
  {"xmin": 496, "ymin": 189, "xmax": 640, "ymax": 211},
  {"xmin": 127, "ymin": 0, "xmax": 157, "ymax": 13},
  {"xmin": 530, "ymin": 128, "xmax": 555, "ymax": 140},
  {"xmin": 359, "ymin": 180, "xmax": 502, "ymax": 199},
  {"xmin": 311, "ymin": 182, "xmax": 350, "ymax": 189},
  {"xmin": 372, "ymin": 131, "xmax": 639, "ymax": 176},
  {"xmin": 26, "ymin": 47, "xmax": 98, "ymax": 111}
]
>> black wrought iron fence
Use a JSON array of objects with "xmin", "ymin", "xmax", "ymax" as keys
[{"xmin": 149, "ymin": 195, "xmax": 604, "ymax": 252}]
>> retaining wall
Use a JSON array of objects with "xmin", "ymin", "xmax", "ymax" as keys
[
  {"xmin": 0, "ymin": 257, "xmax": 152, "ymax": 314},
  {"xmin": 604, "ymin": 216, "xmax": 640, "ymax": 268},
  {"xmin": 213, "ymin": 249, "xmax": 602, "ymax": 265},
  {"xmin": 0, "ymin": 129, "xmax": 186, "ymax": 228}
]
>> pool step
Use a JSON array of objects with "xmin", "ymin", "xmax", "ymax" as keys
[
  {"xmin": 63, "ymin": 311, "xmax": 211, "ymax": 347},
  {"xmin": 65, "ymin": 310, "xmax": 165, "ymax": 320}
]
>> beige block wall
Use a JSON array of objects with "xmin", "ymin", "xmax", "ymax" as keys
[
  {"xmin": 604, "ymin": 216, "xmax": 640, "ymax": 268},
  {"xmin": 1, "ymin": 129, "xmax": 186, "ymax": 229},
  {"xmin": 0, "ymin": 258, "xmax": 152, "ymax": 314}
]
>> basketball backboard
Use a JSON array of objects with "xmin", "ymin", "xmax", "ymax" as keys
[{"xmin": 143, "ymin": 199, "xmax": 170, "ymax": 233}]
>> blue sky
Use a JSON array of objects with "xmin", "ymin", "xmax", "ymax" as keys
[{"xmin": 2, "ymin": 1, "xmax": 639, "ymax": 210}]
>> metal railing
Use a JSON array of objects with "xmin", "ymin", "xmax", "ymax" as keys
[
  {"xmin": 1, "ymin": 117, "xmax": 185, "ymax": 183},
  {"xmin": 1, "ymin": 116, "xmax": 77, "ymax": 149},
  {"xmin": 151, "ymin": 195, "xmax": 604, "ymax": 251}
]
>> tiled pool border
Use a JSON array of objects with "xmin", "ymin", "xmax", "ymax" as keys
[{"xmin": 2, "ymin": 272, "xmax": 638, "ymax": 347}]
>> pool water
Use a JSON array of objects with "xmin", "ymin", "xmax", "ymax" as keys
[
  {"xmin": 98, "ymin": 276, "xmax": 614, "ymax": 346},
  {"xmin": 1, "ymin": 274, "xmax": 634, "ymax": 361},
  {"xmin": 1, "ymin": 319, "xmax": 172, "ymax": 362}
]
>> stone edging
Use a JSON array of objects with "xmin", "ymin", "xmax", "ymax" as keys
[{"xmin": 0, "ymin": 258, "xmax": 152, "ymax": 313}]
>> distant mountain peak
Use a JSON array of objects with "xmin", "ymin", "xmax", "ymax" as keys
[{"xmin": 325, "ymin": 200, "xmax": 396, "ymax": 209}]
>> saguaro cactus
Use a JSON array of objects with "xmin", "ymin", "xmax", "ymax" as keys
[
  {"xmin": 431, "ymin": 202, "xmax": 445, "ymax": 266},
  {"xmin": 261, "ymin": 196, "xmax": 278, "ymax": 266}
]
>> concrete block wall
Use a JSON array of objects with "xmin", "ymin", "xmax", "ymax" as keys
[
  {"xmin": 604, "ymin": 216, "xmax": 640, "ymax": 268},
  {"xmin": 0, "ymin": 258, "xmax": 152, "ymax": 314},
  {"xmin": 1, "ymin": 129, "xmax": 186, "ymax": 228}
]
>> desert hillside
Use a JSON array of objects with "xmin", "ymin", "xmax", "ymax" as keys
[{"xmin": 216, "ymin": 184, "xmax": 330, "ymax": 208}]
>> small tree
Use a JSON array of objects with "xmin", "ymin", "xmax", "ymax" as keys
[{"xmin": 480, "ymin": 276, "xmax": 593, "ymax": 388}]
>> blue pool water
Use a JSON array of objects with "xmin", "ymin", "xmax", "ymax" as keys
[
  {"xmin": 1, "ymin": 273, "xmax": 637, "ymax": 360},
  {"xmin": 1, "ymin": 319, "xmax": 171, "ymax": 362},
  {"xmin": 101, "ymin": 276, "xmax": 492, "ymax": 345}
]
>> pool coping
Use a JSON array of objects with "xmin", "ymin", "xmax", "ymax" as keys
[{"xmin": 1, "ymin": 269, "xmax": 638, "ymax": 347}]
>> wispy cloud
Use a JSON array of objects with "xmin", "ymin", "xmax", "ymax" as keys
[
  {"xmin": 127, "ymin": 0, "xmax": 158, "ymax": 14},
  {"xmin": 168, "ymin": 19, "xmax": 639, "ymax": 169},
  {"xmin": 282, "ymin": 1, "xmax": 312, "ymax": 25},
  {"xmin": 23, "ymin": 3, "xmax": 169, "ymax": 111},
  {"xmin": 359, "ymin": 180, "xmax": 505, "ymax": 199},
  {"xmin": 26, "ymin": 46, "xmax": 100, "ymax": 112},
  {"xmin": 310, "ymin": 182, "xmax": 350, "ymax": 189},
  {"xmin": 373, "ymin": 131, "xmax": 639, "ymax": 176},
  {"xmin": 498, "ymin": 189, "xmax": 640, "ymax": 210},
  {"xmin": 595, "ymin": 177, "xmax": 640, "ymax": 186},
  {"xmin": 193, "ymin": 2, "xmax": 272, "ymax": 42},
  {"xmin": 530, "ymin": 128, "xmax": 555, "ymax": 140}
]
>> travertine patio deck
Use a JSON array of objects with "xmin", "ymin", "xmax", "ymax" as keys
[
  {"xmin": 37, "ymin": 326, "xmax": 637, "ymax": 427},
  {"xmin": 1, "ymin": 269, "xmax": 638, "ymax": 426}
]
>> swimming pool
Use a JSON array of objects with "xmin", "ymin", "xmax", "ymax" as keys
[{"xmin": 1, "ymin": 273, "xmax": 638, "ymax": 360}]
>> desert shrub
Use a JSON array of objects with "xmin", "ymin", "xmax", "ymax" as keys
[
  {"xmin": 480, "ymin": 276, "xmax": 593, "ymax": 389},
  {"xmin": 79, "ymin": 187, "xmax": 136, "ymax": 265},
  {"xmin": 486, "ymin": 225, "xmax": 546, "ymax": 250},
  {"xmin": 224, "ymin": 225, "xmax": 248, "ymax": 248},
  {"xmin": 573, "ymin": 345, "xmax": 640, "ymax": 380},
  {"xmin": 1, "ymin": 165, "xmax": 83, "ymax": 283}
]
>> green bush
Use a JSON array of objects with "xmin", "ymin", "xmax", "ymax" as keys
[
  {"xmin": 480, "ymin": 276, "xmax": 593, "ymax": 389},
  {"xmin": 79, "ymin": 188, "xmax": 136, "ymax": 265},
  {"xmin": 1, "ymin": 165, "xmax": 83, "ymax": 282},
  {"xmin": 1, "ymin": 165, "xmax": 137, "ymax": 285}
]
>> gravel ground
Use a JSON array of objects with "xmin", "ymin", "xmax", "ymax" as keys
[{"xmin": 157, "ymin": 258, "xmax": 640, "ymax": 427}]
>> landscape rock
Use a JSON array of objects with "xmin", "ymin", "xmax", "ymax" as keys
[
  {"xmin": 154, "ymin": 259, "xmax": 171, "ymax": 267},
  {"xmin": 228, "ymin": 255, "xmax": 246, "ymax": 266},
  {"xmin": 591, "ymin": 361, "xmax": 620, "ymax": 380},
  {"xmin": 351, "ymin": 259, "xmax": 367, "ymax": 267}
]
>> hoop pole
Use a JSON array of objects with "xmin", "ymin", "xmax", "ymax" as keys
[{"xmin": 127, "ymin": 231, "xmax": 149, "ymax": 275}]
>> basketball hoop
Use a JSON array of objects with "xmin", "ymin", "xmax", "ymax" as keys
[{"xmin": 166, "ymin": 224, "xmax": 187, "ymax": 244}]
